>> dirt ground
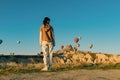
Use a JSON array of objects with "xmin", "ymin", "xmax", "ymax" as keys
[{"xmin": 0, "ymin": 69, "xmax": 120, "ymax": 80}]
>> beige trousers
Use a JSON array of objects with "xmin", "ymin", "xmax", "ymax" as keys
[{"xmin": 42, "ymin": 41, "xmax": 53, "ymax": 67}]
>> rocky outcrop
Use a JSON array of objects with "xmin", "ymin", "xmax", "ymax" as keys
[
  {"xmin": 53, "ymin": 51, "xmax": 120, "ymax": 66},
  {"xmin": 53, "ymin": 45, "xmax": 120, "ymax": 66}
]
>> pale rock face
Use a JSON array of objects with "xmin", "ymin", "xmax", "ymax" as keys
[
  {"xmin": 76, "ymin": 54, "xmax": 85, "ymax": 63},
  {"xmin": 53, "ymin": 46, "xmax": 120, "ymax": 66},
  {"xmin": 108, "ymin": 55, "xmax": 120, "ymax": 64},
  {"xmin": 71, "ymin": 54, "xmax": 80, "ymax": 64},
  {"xmin": 72, "ymin": 54, "xmax": 79, "ymax": 60},
  {"xmin": 84, "ymin": 54, "xmax": 93, "ymax": 63},
  {"xmin": 53, "ymin": 57, "xmax": 61, "ymax": 64},
  {"xmin": 118, "ymin": 56, "xmax": 120, "ymax": 62},
  {"xmin": 60, "ymin": 59, "xmax": 65, "ymax": 64},
  {"xmin": 94, "ymin": 54, "xmax": 108, "ymax": 64},
  {"xmin": 66, "ymin": 59, "xmax": 72, "ymax": 64}
]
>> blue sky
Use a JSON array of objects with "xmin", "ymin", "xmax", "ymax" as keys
[{"xmin": 0, "ymin": 0, "xmax": 120, "ymax": 55}]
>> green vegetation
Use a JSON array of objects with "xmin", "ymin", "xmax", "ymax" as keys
[
  {"xmin": 52, "ymin": 63, "xmax": 120, "ymax": 72},
  {"xmin": 1, "ymin": 63, "xmax": 120, "ymax": 75}
]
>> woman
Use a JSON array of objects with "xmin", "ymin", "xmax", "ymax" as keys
[{"xmin": 40, "ymin": 17, "xmax": 55, "ymax": 71}]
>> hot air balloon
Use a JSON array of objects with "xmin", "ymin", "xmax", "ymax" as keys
[
  {"xmin": 0, "ymin": 39, "xmax": 3, "ymax": 45},
  {"xmin": 88, "ymin": 44, "xmax": 93, "ymax": 49},
  {"xmin": 74, "ymin": 37, "xmax": 79, "ymax": 43},
  {"xmin": 17, "ymin": 40, "xmax": 21, "ymax": 44},
  {"xmin": 78, "ymin": 36, "xmax": 82, "ymax": 40}
]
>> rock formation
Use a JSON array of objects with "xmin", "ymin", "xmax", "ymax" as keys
[{"xmin": 52, "ymin": 44, "xmax": 120, "ymax": 67}]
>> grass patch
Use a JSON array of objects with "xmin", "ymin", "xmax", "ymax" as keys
[
  {"xmin": 0, "ymin": 68, "xmax": 42, "ymax": 75},
  {"xmin": 51, "ymin": 63, "xmax": 120, "ymax": 72},
  {"xmin": 1, "ymin": 63, "xmax": 120, "ymax": 75}
]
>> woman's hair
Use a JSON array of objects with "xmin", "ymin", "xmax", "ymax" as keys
[{"xmin": 43, "ymin": 17, "xmax": 50, "ymax": 26}]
